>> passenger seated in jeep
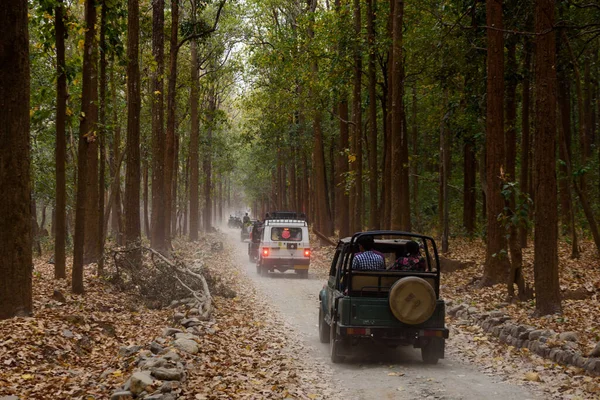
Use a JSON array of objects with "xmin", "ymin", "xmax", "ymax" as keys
[
  {"xmin": 352, "ymin": 236, "xmax": 385, "ymax": 270},
  {"xmin": 390, "ymin": 240, "xmax": 426, "ymax": 271}
]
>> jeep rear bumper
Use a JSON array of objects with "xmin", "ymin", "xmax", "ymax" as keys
[
  {"xmin": 261, "ymin": 258, "xmax": 309, "ymax": 270},
  {"xmin": 335, "ymin": 324, "xmax": 449, "ymax": 343}
]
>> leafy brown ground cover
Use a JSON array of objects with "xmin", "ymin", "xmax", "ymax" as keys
[{"xmin": 0, "ymin": 235, "xmax": 336, "ymax": 400}]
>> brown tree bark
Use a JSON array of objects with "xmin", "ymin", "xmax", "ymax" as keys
[
  {"xmin": 73, "ymin": 0, "xmax": 99, "ymax": 293},
  {"xmin": 125, "ymin": 0, "xmax": 142, "ymax": 265},
  {"xmin": 189, "ymin": 38, "xmax": 200, "ymax": 240},
  {"xmin": 143, "ymin": 160, "xmax": 150, "ymax": 237},
  {"xmin": 481, "ymin": 0, "xmax": 510, "ymax": 287},
  {"xmin": 151, "ymin": 0, "xmax": 167, "ymax": 251},
  {"xmin": 366, "ymin": 0, "xmax": 379, "ymax": 230},
  {"xmin": 164, "ymin": 0, "xmax": 179, "ymax": 249},
  {"xmin": 533, "ymin": 0, "xmax": 561, "ymax": 315},
  {"xmin": 411, "ymin": 84, "xmax": 420, "ymax": 230},
  {"xmin": 336, "ymin": 99, "xmax": 350, "ymax": 237},
  {"xmin": 54, "ymin": 0, "xmax": 67, "ymax": 279},
  {"xmin": 463, "ymin": 140, "xmax": 476, "ymax": 234},
  {"xmin": 439, "ymin": 88, "xmax": 450, "ymax": 253},
  {"xmin": 519, "ymin": 38, "xmax": 532, "ymax": 249},
  {"xmin": 203, "ymin": 88, "xmax": 216, "ymax": 232},
  {"xmin": 557, "ymin": 51, "xmax": 579, "ymax": 258},
  {"xmin": 390, "ymin": 0, "xmax": 410, "ymax": 231},
  {"xmin": 98, "ymin": 0, "xmax": 108, "ymax": 275},
  {"xmin": 351, "ymin": 0, "xmax": 363, "ymax": 233},
  {"xmin": 308, "ymin": 0, "xmax": 333, "ymax": 235},
  {"xmin": 0, "ymin": 0, "xmax": 32, "ymax": 318}
]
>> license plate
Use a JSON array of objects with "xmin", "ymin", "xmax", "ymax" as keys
[
  {"xmin": 287, "ymin": 243, "xmax": 297, "ymax": 250},
  {"xmin": 294, "ymin": 265, "xmax": 309, "ymax": 270}
]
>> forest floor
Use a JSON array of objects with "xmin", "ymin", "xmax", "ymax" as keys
[
  {"xmin": 1, "ymin": 233, "xmax": 599, "ymax": 399},
  {"xmin": 0, "ymin": 236, "xmax": 337, "ymax": 399},
  {"xmin": 308, "ymin": 237, "xmax": 600, "ymax": 399}
]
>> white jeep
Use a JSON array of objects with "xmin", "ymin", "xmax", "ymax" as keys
[{"xmin": 256, "ymin": 214, "xmax": 310, "ymax": 278}]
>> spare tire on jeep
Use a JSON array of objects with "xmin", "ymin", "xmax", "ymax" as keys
[{"xmin": 388, "ymin": 277, "xmax": 436, "ymax": 325}]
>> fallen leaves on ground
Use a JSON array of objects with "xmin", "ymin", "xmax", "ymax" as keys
[{"xmin": 0, "ymin": 234, "xmax": 338, "ymax": 399}]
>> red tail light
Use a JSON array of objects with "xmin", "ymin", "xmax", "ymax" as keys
[
  {"xmin": 262, "ymin": 248, "xmax": 270, "ymax": 257},
  {"xmin": 304, "ymin": 249, "xmax": 310, "ymax": 257}
]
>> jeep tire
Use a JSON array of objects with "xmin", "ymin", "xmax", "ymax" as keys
[
  {"xmin": 421, "ymin": 337, "xmax": 444, "ymax": 364},
  {"xmin": 318, "ymin": 306, "xmax": 330, "ymax": 343},
  {"xmin": 388, "ymin": 276, "xmax": 436, "ymax": 325},
  {"xmin": 330, "ymin": 323, "xmax": 344, "ymax": 363}
]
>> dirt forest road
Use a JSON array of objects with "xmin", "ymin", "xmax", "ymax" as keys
[{"xmin": 225, "ymin": 230, "xmax": 539, "ymax": 400}]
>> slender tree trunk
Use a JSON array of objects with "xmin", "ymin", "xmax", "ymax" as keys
[
  {"xmin": 164, "ymin": 0, "xmax": 179, "ymax": 248},
  {"xmin": 411, "ymin": 83, "xmax": 419, "ymax": 230},
  {"xmin": 336, "ymin": 99, "xmax": 350, "ymax": 237},
  {"xmin": 151, "ymin": 0, "xmax": 166, "ymax": 251},
  {"xmin": 143, "ymin": 161, "xmax": 150, "ymax": 237},
  {"xmin": 352, "ymin": 0, "xmax": 363, "ymax": 232},
  {"xmin": 0, "ymin": 0, "xmax": 32, "ymax": 318},
  {"xmin": 308, "ymin": 0, "xmax": 333, "ymax": 235},
  {"xmin": 203, "ymin": 88, "xmax": 215, "ymax": 232},
  {"xmin": 519, "ymin": 38, "xmax": 532, "ymax": 248},
  {"xmin": 505, "ymin": 39, "xmax": 524, "ymax": 296},
  {"xmin": 557, "ymin": 50, "xmax": 579, "ymax": 258},
  {"xmin": 481, "ymin": 0, "xmax": 510, "ymax": 287},
  {"xmin": 366, "ymin": 0, "xmax": 379, "ymax": 230},
  {"xmin": 125, "ymin": 0, "xmax": 142, "ymax": 265},
  {"xmin": 533, "ymin": 0, "xmax": 561, "ymax": 315},
  {"xmin": 54, "ymin": 0, "xmax": 67, "ymax": 279},
  {"xmin": 463, "ymin": 140, "xmax": 476, "ymax": 234},
  {"xmin": 73, "ymin": 0, "xmax": 99, "ymax": 293},
  {"xmin": 189, "ymin": 39, "xmax": 200, "ymax": 240},
  {"xmin": 98, "ymin": 0, "xmax": 108, "ymax": 275},
  {"xmin": 390, "ymin": 0, "xmax": 409, "ymax": 230},
  {"xmin": 439, "ymin": 88, "xmax": 450, "ymax": 253}
]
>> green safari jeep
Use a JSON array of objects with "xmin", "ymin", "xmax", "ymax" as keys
[{"xmin": 318, "ymin": 231, "xmax": 449, "ymax": 364}]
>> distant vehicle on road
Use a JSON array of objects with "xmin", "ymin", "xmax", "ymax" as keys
[
  {"xmin": 256, "ymin": 212, "xmax": 310, "ymax": 278},
  {"xmin": 318, "ymin": 231, "xmax": 449, "ymax": 364}
]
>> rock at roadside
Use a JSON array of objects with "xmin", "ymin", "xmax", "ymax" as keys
[
  {"xmin": 163, "ymin": 351, "xmax": 181, "ymax": 362},
  {"xmin": 559, "ymin": 331, "xmax": 579, "ymax": 342},
  {"xmin": 173, "ymin": 313, "xmax": 185, "ymax": 322},
  {"xmin": 151, "ymin": 367, "xmax": 184, "ymax": 381},
  {"xmin": 150, "ymin": 342, "xmax": 164, "ymax": 355},
  {"xmin": 119, "ymin": 345, "xmax": 142, "ymax": 357},
  {"xmin": 162, "ymin": 327, "xmax": 183, "ymax": 337},
  {"xmin": 590, "ymin": 342, "xmax": 600, "ymax": 357},
  {"xmin": 181, "ymin": 318, "xmax": 201, "ymax": 328},
  {"xmin": 173, "ymin": 338, "xmax": 199, "ymax": 354},
  {"xmin": 110, "ymin": 391, "xmax": 133, "ymax": 400},
  {"xmin": 129, "ymin": 371, "xmax": 154, "ymax": 395}
]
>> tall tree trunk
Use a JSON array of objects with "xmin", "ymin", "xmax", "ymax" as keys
[
  {"xmin": 98, "ymin": 0, "xmax": 108, "ymax": 275},
  {"xmin": 366, "ymin": 0, "xmax": 379, "ymax": 230},
  {"xmin": 411, "ymin": 83, "xmax": 420, "ymax": 230},
  {"xmin": 505, "ymin": 39, "xmax": 524, "ymax": 296},
  {"xmin": 125, "ymin": 0, "xmax": 142, "ymax": 265},
  {"xmin": 203, "ymin": 88, "xmax": 215, "ymax": 232},
  {"xmin": 54, "ymin": 0, "xmax": 67, "ymax": 279},
  {"xmin": 481, "ymin": 0, "xmax": 510, "ymax": 287},
  {"xmin": 189, "ymin": 39, "xmax": 200, "ymax": 240},
  {"xmin": 308, "ymin": 0, "xmax": 333, "ymax": 235},
  {"xmin": 151, "ymin": 0, "xmax": 166, "ymax": 251},
  {"xmin": 519, "ymin": 38, "xmax": 532, "ymax": 248},
  {"xmin": 439, "ymin": 88, "xmax": 450, "ymax": 253},
  {"xmin": 557, "ymin": 51, "xmax": 579, "ymax": 258},
  {"xmin": 73, "ymin": 0, "xmax": 99, "ymax": 293},
  {"xmin": 463, "ymin": 140, "xmax": 476, "ymax": 234},
  {"xmin": 533, "ymin": 0, "xmax": 561, "ymax": 315},
  {"xmin": 0, "ymin": 0, "xmax": 32, "ymax": 318},
  {"xmin": 336, "ymin": 99, "xmax": 350, "ymax": 237},
  {"xmin": 390, "ymin": 0, "xmax": 409, "ymax": 230},
  {"xmin": 143, "ymin": 160, "xmax": 150, "ymax": 236},
  {"xmin": 164, "ymin": 0, "xmax": 179, "ymax": 248},
  {"xmin": 352, "ymin": 0, "xmax": 363, "ymax": 232}
]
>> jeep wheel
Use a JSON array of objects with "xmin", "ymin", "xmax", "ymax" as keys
[
  {"xmin": 260, "ymin": 266, "xmax": 269, "ymax": 277},
  {"xmin": 256, "ymin": 263, "xmax": 261, "ymax": 274},
  {"xmin": 389, "ymin": 277, "xmax": 436, "ymax": 325},
  {"xmin": 329, "ymin": 323, "xmax": 344, "ymax": 363},
  {"xmin": 297, "ymin": 270, "xmax": 308, "ymax": 279},
  {"xmin": 421, "ymin": 337, "xmax": 444, "ymax": 365},
  {"xmin": 318, "ymin": 306, "xmax": 330, "ymax": 343}
]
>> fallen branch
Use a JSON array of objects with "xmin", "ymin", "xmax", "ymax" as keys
[{"xmin": 313, "ymin": 229, "xmax": 337, "ymax": 247}]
